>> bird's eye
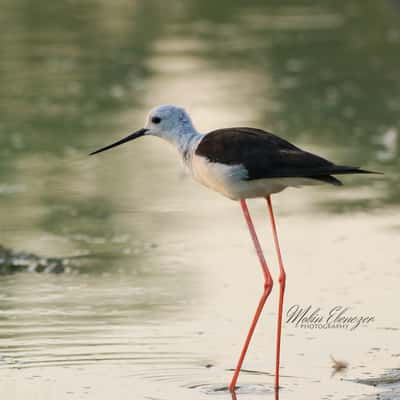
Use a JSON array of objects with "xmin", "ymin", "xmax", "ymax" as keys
[{"xmin": 151, "ymin": 116, "xmax": 161, "ymax": 124}]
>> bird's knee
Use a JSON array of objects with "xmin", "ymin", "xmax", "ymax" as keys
[
  {"xmin": 264, "ymin": 278, "xmax": 273, "ymax": 292},
  {"xmin": 279, "ymin": 272, "xmax": 286, "ymax": 288}
]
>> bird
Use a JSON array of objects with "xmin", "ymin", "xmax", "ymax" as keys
[{"xmin": 89, "ymin": 105, "xmax": 378, "ymax": 393}]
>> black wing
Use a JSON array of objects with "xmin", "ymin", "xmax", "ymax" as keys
[{"xmin": 195, "ymin": 127, "xmax": 372, "ymax": 183}]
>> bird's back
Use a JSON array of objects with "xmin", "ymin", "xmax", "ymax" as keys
[{"xmin": 191, "ymin": 127, "xmax": 374, "ymax": 199}]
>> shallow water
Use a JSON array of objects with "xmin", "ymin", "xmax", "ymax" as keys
[{"xmin": 0, "ymin": 1, "xmax": 399, "ymax": 399}]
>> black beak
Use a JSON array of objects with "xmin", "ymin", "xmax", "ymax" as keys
[{"xmin": 89, "ymin": 128, "xmax": 148, "ymax": 155}]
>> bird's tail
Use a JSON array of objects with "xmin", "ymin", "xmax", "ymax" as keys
[
  {"xmin": 310, "ymin": 166, "xmax": 382, "ymax": 187},
  {"xmin": 333, "ymin": 166, "xmax": 383, "ymax": 175}
]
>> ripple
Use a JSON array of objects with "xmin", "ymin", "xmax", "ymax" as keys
[{"xmin": 187, "ymin": 382, "xmax": 274, "ymax": 395}]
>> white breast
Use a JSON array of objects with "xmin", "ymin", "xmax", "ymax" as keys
[{"xmin": 190, "ymin": 154, "xmax": 248, "ymax": 199}]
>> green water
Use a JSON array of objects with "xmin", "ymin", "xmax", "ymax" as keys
[{"xmin": 0, "ymin": 1, "xmax": 399, "ymax": 399}]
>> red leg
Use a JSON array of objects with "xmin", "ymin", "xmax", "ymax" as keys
[
  {"xmin": 229, "ymin": 200, "xmax": 274, "ymax": 393},
  {"xmin": 266, "ymin": 196, "xmax": 286, "ymax": 389}
]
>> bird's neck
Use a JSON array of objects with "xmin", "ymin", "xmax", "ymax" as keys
[{"xmin": 161, "ymin": 128, "xmax": 204, "ymax": 160}]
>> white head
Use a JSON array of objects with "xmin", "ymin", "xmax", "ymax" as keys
[
  {"xmin": 144, "ymin": 105, "xmax": 195, "ymax": 138},
  {"xmin": 89, "ymin": 105, "xmax": 199, "ymax": 156}
]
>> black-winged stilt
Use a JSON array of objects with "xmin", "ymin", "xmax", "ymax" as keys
[{"xmin": 90, "ymin": 105, "xmax": 378, "ymax": 393}]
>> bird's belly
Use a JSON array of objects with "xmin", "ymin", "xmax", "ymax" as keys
[{"xmin": 190, "ymin": 155, "xmax": 315, "ymax": 200}]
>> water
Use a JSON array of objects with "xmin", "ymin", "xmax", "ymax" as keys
[{"xmin": 0, "ymin": 1, "xmax": 399, "ymax": 399}]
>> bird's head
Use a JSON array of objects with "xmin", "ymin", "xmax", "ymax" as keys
[
  {"xmin": 145, "ymin": 105, "xmax": 194, "ymax": 138},
  {"xmin": 89, "ymin": 105, "xmax": 196, "ymax": 155}
]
